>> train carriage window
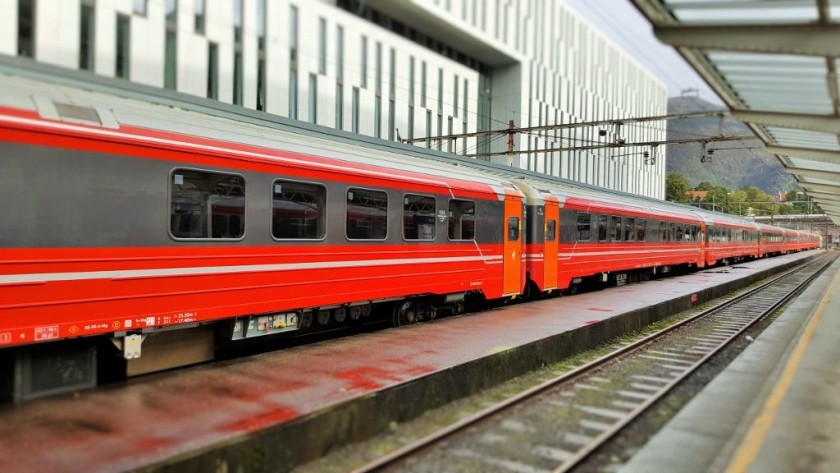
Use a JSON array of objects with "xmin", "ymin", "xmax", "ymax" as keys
[
  {"xmin": 508, "ymin": 217, "xmax": 520, "ymax": 241},
  {"xmin": 690, "ymin": 225, "xmax": 698, "ymax": 242},
  {"xmin": 624, "ymin": 217, "xmax": 635, "ymax": 241},
  {"xmin": 347, "ymin": 188, "xmax": 388, "ymax": 240},
  {"xmin": 448, "ymin": 199, "xmax": 475, "ymax": 240},
  {"xmin": 546, "ymin": 219, "xmax": 557, "ymax": 242},
  {"xmin": 636, "ymin": 219, "xmax": 647, "ymax": 241},
  {"xmin": 403, "ymin": 194, "xmax": 436, "ymax": 240},
  {"xmin": 610, "ymin": 216, "xmax": 622, "ymax": 242},
  {"xmin": 170, "ymin": 169, "xmax": 245, "ymax": 239},
  {"xmin": 598, "ymin": 215, "xmax": 608, "ymax": 242},
  {"xmin": 660, "ymin": 221, "xmax": 667, "ymax": 241},
  {"xmin": 272, "ymin": 180, "xmax": 326, "ymax": 239},
  {"xmin": 576, "ymin": 213, "xmax": 591, "ymax": 242},
  {"xmin": 668, "ymin": 222, "xmax": 676, "ymax": 242}
]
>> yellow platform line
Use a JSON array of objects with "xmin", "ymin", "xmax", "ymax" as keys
[{"xmin": 725, "ymin": 266, "xmax": 840, "ymax": 473}]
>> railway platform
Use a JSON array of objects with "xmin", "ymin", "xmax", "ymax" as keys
[
  {"xmin": 0, "ymin": 250, "xmax": 822, "ymax": 473},
  {"xmin": 623, "ymin": 250, "xmax": 840, "ymax": 473}
]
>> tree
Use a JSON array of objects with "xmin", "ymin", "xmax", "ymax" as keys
[
  {"xmin": 695, "ymin": 181, "xmax": 715, "ymax": 191},
  {"xmin": 666, "ymin": 172, "xmax": 690, "ymax": 203}
]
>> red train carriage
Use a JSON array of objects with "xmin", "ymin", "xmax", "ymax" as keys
[
  {"xmin": 516, "ymin": 180, "xmax": 705, "ymax": 296},
  {"xmin": 694, "ymin": 212, "xmax": 760, "ymax": 266},
  {"xmin": 0, "ymin": 72, "xmax": 528, "ymax": 400},
  {"xmin": 758, "ymin": 224, "xmax": 788, "ymax": 257}
]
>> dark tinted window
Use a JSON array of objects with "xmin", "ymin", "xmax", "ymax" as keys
[
  {"xmin": 272, "ymin": 180, "xmax": 325, "ymax": 239},
  {"xmin": 610, "ymin": 216, "xmax": 622, "ymax": 242},
  {"xmin": 404, "ymin": 194, "xmax": 436, "ymax": 240},
  {"xmin": 598, "ymin": 215, "xmax": 608, "ymax": 241},
  {"xmin": 170, "ymin": 169, "xmax": 245, "ymax": 239},
  {"xmin": 347, "ymin": 188, "xmax": 388, "ymax": 239},
  {"xmin": 576, "ymin": 213, "xmax": 591, "ymax": 242},
  {"xmin": 546, "ymin": 219, "xmax": 557, "ymax": 242},
  {"xmin": 636, "ymin": 219, "xmax": 647, "ymax": 241},
  {"xmin": 508, "ymin": 216, "xmax": 520, "ymax": 241},
  {"xmin": 449, "ymin": 200, "xmax": 475, "ymax": 240},
  {"xmin": 625, "ymin": 217, "xmax": 635, "ymax": 241}
]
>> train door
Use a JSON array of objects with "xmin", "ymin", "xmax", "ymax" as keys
[
  {"xmin": 503, "ymin": 193, "xmax": 524, "ymax": 296},
  {"xmin": 543, "ymin": 196, "xmax": 560, "ymax": 290}
]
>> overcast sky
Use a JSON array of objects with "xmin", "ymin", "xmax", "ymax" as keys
[{"xmin": 566, "ymin": 0, "xmax": 724, "ymax": 105}]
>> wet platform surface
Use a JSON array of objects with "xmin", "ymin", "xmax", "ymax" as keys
[
  {"xmin": 623, "ymin": 251, "xmax": 840, "ymax": 473},
  {"xmin": 0, "ymin": 251, "xmax": 821, "ymax": 473}
]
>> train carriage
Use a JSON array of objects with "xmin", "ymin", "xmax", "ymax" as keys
[
  {"xmin": 694, "ymin": 211, "xmax": 760, "ymax": 266},
  {"xmin": 0, "ymin": 69, "xmax": 530, "ymax": 399}
]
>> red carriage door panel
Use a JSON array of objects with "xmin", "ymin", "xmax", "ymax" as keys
[
  {"xmin": 503, "ymin": 195, "xmax": 524, "ymax": 296},
  {"xmin": 543, "ymin": 199, "xmax": 559, "ymax": 290}
]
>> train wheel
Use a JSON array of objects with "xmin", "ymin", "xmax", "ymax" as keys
[
  {"xmin": 334, "ymin": 307, "xmax": 347, "ymax": 323},
  {"xmin": 393, "ymin": 300, "xmax": 417, "ymax": 327}
]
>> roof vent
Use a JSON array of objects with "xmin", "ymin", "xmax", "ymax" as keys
[{"xmin": 54, "ymin": 102, "xmax": 101, "ymax": 125}]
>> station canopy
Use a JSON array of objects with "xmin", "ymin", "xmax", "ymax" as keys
[{"xmin": 634, "ymin": 0, "xmax": 840, "ymax": 224}]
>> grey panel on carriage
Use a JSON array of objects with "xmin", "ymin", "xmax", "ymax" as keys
[{"xmin": 1, "ymin": 142, "xmax": 503, "ymax": 248}]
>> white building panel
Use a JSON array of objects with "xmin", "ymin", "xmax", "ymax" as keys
[{"xmin": 3, "ymin": 0, "xmax": 667, "ymax": 198}]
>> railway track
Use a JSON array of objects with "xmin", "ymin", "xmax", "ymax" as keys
[{"xmin": 353, "ymin": 253, "xmax": 837, "ymax": 473}]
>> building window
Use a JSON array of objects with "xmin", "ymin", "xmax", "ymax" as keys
[
  {"xmin": 133, "ymin": 0, "xmax": 147, "ymax": 16},
  {"xmin": 375, "ymin": 42, "xmax": 382, "ymax": 93},
  {"xmin": 207, "ymin": 42, "xmax": 218, "ymax": 99},
  {"xmin": 170, "ymin": 169, "xmax": 245, "ymax": 239},
  {"xmin": 425, "ymin": 110, "xmax": 432, "ymax": 148},
  {"xmin": 388, "ymin": 48, "xmax": 395, "ymax": 141},
  {"xmin": 257, "ymin": 0, "xmax": 266, "ymax": 49},
  {"xmin": 447, "ymin": 116, "xmax": 453, "ymax": 152},
  {"xmin": 289, "ymin": 69, "xmax": 298, "ymax": 114},
  {"xmin": 18, "ymin": 0, "xmax": 35, "ymax": 57},
  {"xmin": 309, "ymin": 73, "xmax": 318, "ymax": 124},
  {"xmin": 352, "ymin": 87, "xmax": 359, "ymax": 133},
  {"xmin": 234, "ymin": 52, "xmax": 243, "ymax": 105},
  {"xmin": 272, "ymin": 180, "xmax": 326, "ymax": 240},
  {"xmin": 336, "ymin": 25, "xmax": 344, "ymax": 129},
  {"xmin": 360, "ymin": 35, "xmax": 367, "ymax": 88},
  {"xmin": 234, "ymin": 0, "xmax": 243, "ymax": 43},
  {"xmin": 420, "ymin": 60, "xmax": 427, "ymax": 107},
  {"xmin": 79, "ymin": 4, "xmax": 95, "ymax": 71},
  {"xmin": 448, "ymin": 200, "xmax": 475, "ymax": 240},
  {"xmin": 115, "ymin": 15, "xmax": 131, "ymax": 79},
  {"xmin": 347, "ymin": 188, "xmax": 388, "ymax": 240},
  {"xmin": 453, "ymin": 75, "xmax": 459, "ymax": 117},
  {"xmin": 289, "ymin": 5, "xmax": 298, "ymax": 118},
  {"xmin": 194, "ymin": 0, "xmax": 205, "ymax": 34},
  {"xmin": 374, "ymin": 96, "xmax": 381, "ymax": 138},
  {"xmin": 318, "ymin": 17, "xmax": 327, "ymax": 74},
  {"xmin": 257, "ymin": 59, "xmax": 266, "ymax": 111},
  {"xmin": 164, "ymin": 31, "xmax": 177, "ymax": 89},
  {"xmin": 165, "ymin": 0, "xmax": 177, "ymax": 22}
]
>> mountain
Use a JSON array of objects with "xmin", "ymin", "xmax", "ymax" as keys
[{"xmin": 666, "ymin": 96, "xmax": 797, "ymax": 194}]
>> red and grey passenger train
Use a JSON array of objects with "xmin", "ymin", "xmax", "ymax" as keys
[{"xmin": 0, "ymin": 65, "xmax": 821, "ymax": 400}]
